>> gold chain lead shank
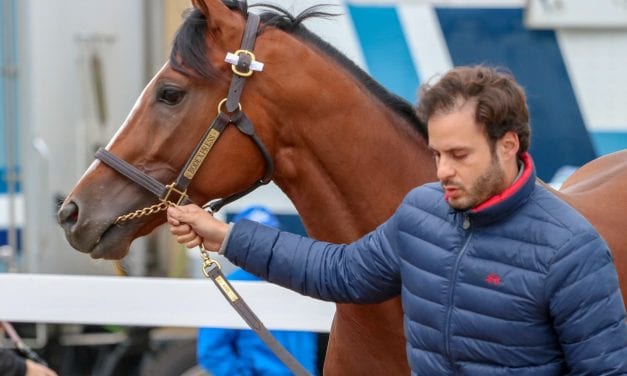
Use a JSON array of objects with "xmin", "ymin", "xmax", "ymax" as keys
[{"xmin": 114, "ymin": 183, "xmax": 188, "ymax": 224}]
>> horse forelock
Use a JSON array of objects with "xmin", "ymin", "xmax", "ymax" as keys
[
  {"xmin": 169, "ymin": 3, "xmax": 427, "ymax": 138},
  {"xmin": 170, "ymin": 8, "xmax": 221, "ymax": 81}
]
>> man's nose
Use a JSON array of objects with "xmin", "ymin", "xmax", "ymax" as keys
[{"xmin": 436, "ymin": 159, "xmax": 455, "ymax": 182}]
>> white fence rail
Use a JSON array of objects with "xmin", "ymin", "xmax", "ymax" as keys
[{"xmin": 0, "ymin": 274, "xmax": 335, "ymax": 332}]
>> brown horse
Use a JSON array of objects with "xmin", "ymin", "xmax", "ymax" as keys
[
  {"xmin": 57, "ymin": 0, "xmax": 626, "ymax": 374},
  {"xmin": 549, "ymin": 150, "xmax": 627, "ymax": 286}
]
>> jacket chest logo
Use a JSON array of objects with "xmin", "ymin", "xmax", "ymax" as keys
[{"xmin": 485, "ymin": 273, "xmax": 501, "ymax": 286}]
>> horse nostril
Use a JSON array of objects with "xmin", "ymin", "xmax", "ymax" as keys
[{"xmin": 58, "ymin": 201, "xmax": 79, "ymax": 228}]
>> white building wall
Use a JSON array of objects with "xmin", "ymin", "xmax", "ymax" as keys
[
  {"xmin": 19, "ymin": 0, "xmax": 146, "ymax": 274},
  {"xmin": 557, "ymin": 30, "xmax": 627, "ymax": 132}
]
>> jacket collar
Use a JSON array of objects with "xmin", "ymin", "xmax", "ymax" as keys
[{"xmin": 455, "ymin": 152, "xmax": 536, "ymax": 226}]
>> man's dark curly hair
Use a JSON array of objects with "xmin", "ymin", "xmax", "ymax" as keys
[{"xmin": 416, "ymin": 65, "xmax": 531, "ymax": 155}]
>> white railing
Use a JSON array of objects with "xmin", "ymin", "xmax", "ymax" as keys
[{"xmin": 0, "ymin": 273, "xmax": 335, "ymax": 332}]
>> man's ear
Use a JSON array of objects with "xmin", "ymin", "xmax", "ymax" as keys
[{"xmin": 499, "ymin": 131, "xmax": 520, "ymax": 161}]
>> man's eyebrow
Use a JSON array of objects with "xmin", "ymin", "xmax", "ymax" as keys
[
  {"xmin": 449, "ymin": 147, "xmax": 470, "ymax": 153},
  {"xmin": 428, "ymin": 146, "xmax": 470, "ymax": 154}
]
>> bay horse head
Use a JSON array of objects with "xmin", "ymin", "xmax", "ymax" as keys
[
  {"xmin": 57, "ymin": 0, "xmax": 431, "ymax": 261},
  {"xmin": 57, "ymin": 1, "xmax": 303, "ymax": 259}
]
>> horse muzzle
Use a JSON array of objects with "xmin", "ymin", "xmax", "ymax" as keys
[{"xmin": 57, "ymin": 199, "xmax": 132, "ymax": 259}]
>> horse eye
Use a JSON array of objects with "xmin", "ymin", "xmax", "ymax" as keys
[{"xmin": 157, "ymin": 87, "xmax": 185, "ymax": 105}]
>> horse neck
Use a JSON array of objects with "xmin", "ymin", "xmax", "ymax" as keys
[
  {"xmin": 263, "ymin": 84, "xmax": 436, "ymax": 242},
  {"xmin": 232, "ymin": 29, "xmax": 435, "ymax": 241}
]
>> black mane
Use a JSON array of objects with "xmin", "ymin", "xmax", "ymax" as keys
[{"xmin": 170, "ymin": 4, "xmax": 427, "ymax": 137}]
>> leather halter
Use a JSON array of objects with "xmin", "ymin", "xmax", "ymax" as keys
[
  {"xmin": 95, "ymin": 8, "xmax": 273, "ymax": 220},
  {"xmin": 95, "ymin": 5, "xmax": 311, "ymax": 375}
]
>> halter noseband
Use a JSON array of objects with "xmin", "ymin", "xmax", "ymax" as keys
[{"xmin": 95, "ymin": 8, "xmax": 273, "ymax": 223}]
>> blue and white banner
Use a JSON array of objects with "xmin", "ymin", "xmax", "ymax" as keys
[{"xmin": 294, "ymin": 0, "xmax": 627, "ymax": 180}]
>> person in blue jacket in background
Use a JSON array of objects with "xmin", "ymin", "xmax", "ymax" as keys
[{"xmin": 196, "ymin": 205, "xmax": 318, "ymax": 376}]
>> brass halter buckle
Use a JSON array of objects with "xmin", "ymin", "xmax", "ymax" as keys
[
  {"xmin": 161, "ymin": 183, "xmax": 188, "ymax": 206},
  {"xmin": 230, "ymin": 49, "xmax": 257, "ymax": 77}
]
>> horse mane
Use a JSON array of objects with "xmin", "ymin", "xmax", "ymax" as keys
[{"xmin": 170, "ymin": 4, "xmax": 427, "ymax": 138}]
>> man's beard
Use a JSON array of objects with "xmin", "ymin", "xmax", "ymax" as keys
[{"xmin": 445, "ymin": 155, "xmax": 507, "ymax": 211}]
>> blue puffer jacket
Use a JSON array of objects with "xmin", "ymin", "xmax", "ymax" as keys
[{"xmin": 224, "ymin": 156, "xmax": 627, "ymax": 375}]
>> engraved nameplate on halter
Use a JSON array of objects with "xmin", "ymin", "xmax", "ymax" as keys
[{"xmin": 184, "ymin": 129, "xmax": 221, "ymax": 179}]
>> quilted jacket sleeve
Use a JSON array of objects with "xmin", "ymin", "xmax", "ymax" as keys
[
  {"xmin": 545, "ymin": 231, "xmax": 627, "ymax": 374},
  {"xmin": 224, "ymin": 215, "xmax": 402, "ymax": 304}
]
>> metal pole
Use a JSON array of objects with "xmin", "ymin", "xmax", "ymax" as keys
[
  {"xmin": 2, "ymin": 0, "xmax": 19, "ymax": 272},
  {"xmin": 142, "ymin": 0, "xmax": 165, "ymax": 82}
]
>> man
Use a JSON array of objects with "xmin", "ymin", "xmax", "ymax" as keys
[
  {"xmin": 196, "ymin": 205, "xmax": 318, "ymax": 376},
  {"xmin": 168, "ymin": 66, "xmax": 627, "ymax": 374},
  {"xmin": 0, "ymin": 349, "xmax": 58, "ymax": 376}
]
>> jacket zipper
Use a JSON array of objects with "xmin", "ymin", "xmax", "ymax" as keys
[{"xmin": 444, "ymin": 214, "xmax": 473, "ymax": 366}]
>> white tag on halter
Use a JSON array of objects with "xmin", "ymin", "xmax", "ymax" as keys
[{"xmin": 225, "ymin": 52, "xmax": 264, "ymax": 72}]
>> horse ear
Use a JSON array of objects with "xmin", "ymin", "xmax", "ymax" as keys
[
  {"xmin": 191, "ymin": 0, "xmax": 239, "ymax": 29},
  {"xmin": 190, "ymin": 0, "xmax": 245, "ymax": 51},
  {"xmin": 191, "ymin": 0, "xmax": 208, "ymax": 16}
]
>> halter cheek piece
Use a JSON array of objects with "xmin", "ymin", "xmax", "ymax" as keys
[
  {"xmin": 95, "ymin": 7, "xmax": 273, "ymax": 224},
  {"xmin": 94, "ymin": 4, "xmax": 310, "ymax": 375}
]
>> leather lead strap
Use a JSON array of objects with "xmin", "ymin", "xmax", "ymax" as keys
[{"xmin": 203, "ymin": 263, "xmax": 311, "ymax": 376}]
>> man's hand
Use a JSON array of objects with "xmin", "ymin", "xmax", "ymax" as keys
[
  {"xmin": 167, "ymin": 204, "xmax": 229, "ymax": 252},
  {"xmin": 25, "ymin": 360, "xmax": 57, "ymax": 376}
]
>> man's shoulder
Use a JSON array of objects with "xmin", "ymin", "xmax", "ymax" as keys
[
  {"xmin": 406, "ymin": 182, "xmax": 443, "ymax": 200},
  {"xmin": 399, "ymin": 183, "xmax": 449, "ymax": 220},
  {"xmin": 404, "ymin": 183, "xmax": 444, "ymax": 206},
  {"xmin": 527, "ymin": 182, "xmax": 600, "ymax": 239}
]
